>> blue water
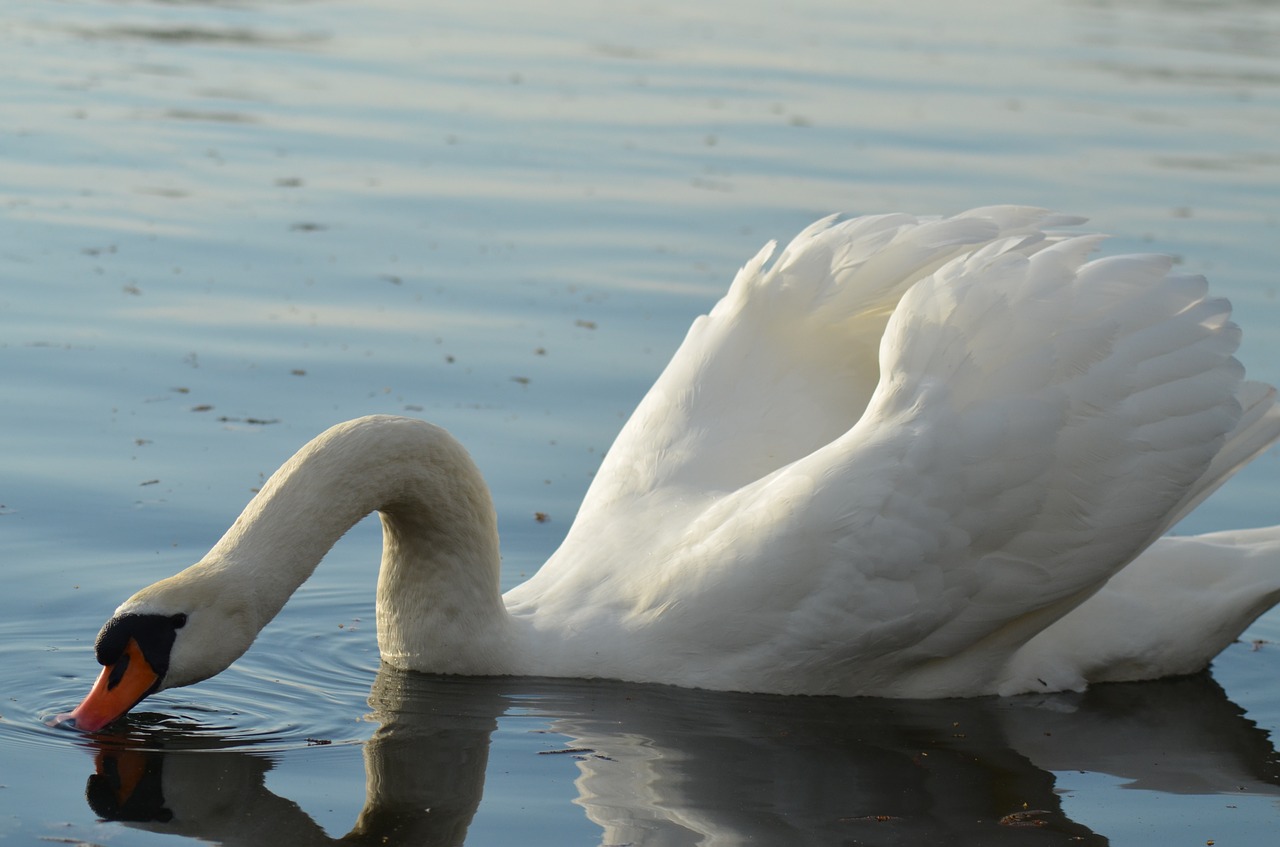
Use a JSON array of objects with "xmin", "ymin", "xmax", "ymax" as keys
[{"xmin": 3, "ymin": 0, "xmax": 1280, "ymax": 844}]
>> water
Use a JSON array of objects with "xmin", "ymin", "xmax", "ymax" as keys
[{"xmin": 3, "ymin": 0, "xmax": 1280, "ymax": 843}]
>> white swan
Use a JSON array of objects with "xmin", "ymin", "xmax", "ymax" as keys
[{"xmin": 61, "ymin": 207, "xmax": 1280, "ymax": 732}]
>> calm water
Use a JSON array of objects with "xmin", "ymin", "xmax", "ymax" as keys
[{"xmin": 4, "ymin": 0, "xmax": 1280, "ymax": 844}]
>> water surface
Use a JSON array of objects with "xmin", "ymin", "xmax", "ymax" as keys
[{"xmin": 3, "ymin": 0, "xmax": 1280, "ymax": 844}]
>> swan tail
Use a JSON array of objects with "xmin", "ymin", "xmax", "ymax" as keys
[
  {"xmin": 999, "ymin": 387, "xmax": 1280, "ymax": 693},
  {"xmin": 1003, "ymin": 527, "xmax": 1280, "ymax": 692}
]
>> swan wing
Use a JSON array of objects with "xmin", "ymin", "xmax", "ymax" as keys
[
  {"xmin": 792, "ymin": 238, "xmax": 1250, "ymax": 695},
  {"xmin": 557, "ymin": 207, "xmax": 1084, "ymax": 529},
  {"xmin": 510, "ymin": 209, "xmax": 1066, "ymax": 616},
  {"xmin": 515, "ymin": 225, "xmax": 1256, "ymax": 696},
  {"xmin": 1149, "ymin": 379, "xmax": 1280, "ymax": 539},
  {"xmin": 510, "ymin": 211, "xmax": 1269, "ymax": 696},
  {"xmin": 745, "ymin": 237, "xmax": 1249, "ymax": 696}
]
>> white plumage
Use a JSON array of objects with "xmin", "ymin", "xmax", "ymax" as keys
[
  {"xmin": 503, "ymin": 206, "xmax": 1280, "ymax": 695},
  {"xmin": 66, "ymin": 207, "xmax": 1280, "ymax": 728}
]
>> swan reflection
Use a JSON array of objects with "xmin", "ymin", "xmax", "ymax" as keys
[{"xmin": 77, "ymin": 671, "xmax": 1280, "ymax": 846}]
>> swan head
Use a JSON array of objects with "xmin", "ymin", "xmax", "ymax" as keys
[{"xmin": 56, "ymin": 564, "xmax": 263, "ymax": 732}]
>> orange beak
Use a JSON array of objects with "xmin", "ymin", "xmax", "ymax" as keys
[{"xmin": 56, "ymin": 638, "xmax": 161, "ymax": 732}]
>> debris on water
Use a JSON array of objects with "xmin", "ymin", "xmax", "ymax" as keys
[
  {"xmin": 999, "ymin": 809, "xmax": 1052, "ymax": 827},
  {"xmin": 218, "ymin": 416, "xmax": 280, "ymax": 426}
]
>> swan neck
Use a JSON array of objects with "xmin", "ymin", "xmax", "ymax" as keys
[{"xmin": 204, "ymin": 417, "xmax": 506, "ymax": 662}]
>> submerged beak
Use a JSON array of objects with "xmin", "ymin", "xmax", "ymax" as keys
[{"xmin": 56, "ymin": 638, "xmax": 161, "ymax": 732}]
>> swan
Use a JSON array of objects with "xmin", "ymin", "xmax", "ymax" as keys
[{"xmin": 59, "ymin": 206, "xmax": 1280, "ymax": 732}]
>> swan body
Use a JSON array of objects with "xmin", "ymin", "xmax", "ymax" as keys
[{"xmin": 63, "ymin": 207, "xmax": 1280, "ymax": 730}]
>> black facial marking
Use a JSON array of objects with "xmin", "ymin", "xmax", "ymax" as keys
[
  {"xmin": 94, "ymin": 613, "xmax": 186, "ymax": 682},
  {"xmin": 106, "ymin": 650, "xmax": 132, "ymax": 690}
]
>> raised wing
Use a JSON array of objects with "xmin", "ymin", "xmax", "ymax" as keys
[
  {"xmin": 569, "ymin": 207, "xmax": 1083, "ymax": 524},
  {"xmin": 749, "ymin": 234, "xmax": 1251, "ymax": 695},
  {"xmin": 509, "ymin": 211, "xmax": 1270, "ymax": 698}
]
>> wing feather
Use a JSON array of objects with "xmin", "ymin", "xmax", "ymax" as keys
[
  {"xmin": 569, "ymin": 208, "xmax": 1074, "ymax": 519},
  {"xmin": 774, "ymin": 236, "xmax": 1249, "ymax": 694}
]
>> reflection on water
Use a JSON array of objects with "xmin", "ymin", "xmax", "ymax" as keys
[{"xmin": 64, "ymin": 671, "xmax": 1280, "ymax": 846}]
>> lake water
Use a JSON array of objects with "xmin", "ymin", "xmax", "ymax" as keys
[{"xmin": 3, "ymin": 0, "xmax": 1280, "ymax": 844}]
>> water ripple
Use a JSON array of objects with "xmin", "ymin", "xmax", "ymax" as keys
[{"xmin": 20, "ymin": 588, "xmax": 384, "ymax": 753}]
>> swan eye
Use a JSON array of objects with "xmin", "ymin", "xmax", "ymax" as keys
[{"xmin": 170, "ymin": 614, "xmax": 188, "ymax": 629}]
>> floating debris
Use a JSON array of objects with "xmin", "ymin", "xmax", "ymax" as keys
[
  {"xmin": 998, "ymin": 810, "xmax": 1052, "ymax": 827},
  {"xmin": 218, "ymin": 416, "xmax": 280, "ymax": 426}
]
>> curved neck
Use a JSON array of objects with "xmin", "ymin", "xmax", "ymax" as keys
[{"xmin": 202, "ymin": 416, "xmax": 511, "ymax": 672}]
